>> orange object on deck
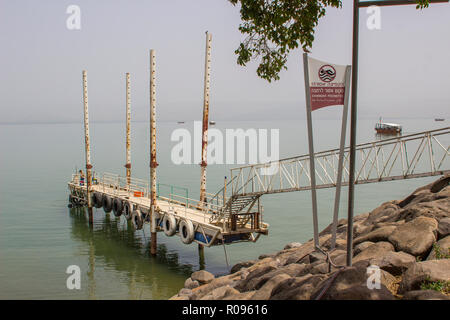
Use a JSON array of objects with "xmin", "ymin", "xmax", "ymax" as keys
[{"xmin": 134, "ymin": 191, "xmax": 144, "ymax": 197}]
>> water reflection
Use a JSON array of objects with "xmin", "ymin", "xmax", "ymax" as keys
[{"xmin": 69, "ymin": 207, "xmax": 193, "ymax": 299}]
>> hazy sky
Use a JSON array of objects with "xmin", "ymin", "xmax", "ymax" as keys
[{"xmin": 0, "ymin": 0, "xmax": 449, "ymax": 123}]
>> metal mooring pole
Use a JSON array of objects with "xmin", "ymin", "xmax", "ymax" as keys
[
  {"xmin": 199, "ymin": 31, "xmax": 212, "ymax": 205},
  {"xmin": 125, "ymin": 73, "xmax": 131, "ymax": 187},
  {"xmin": 198, "ymin": 32, "xmax": 212, "ymax": 263},
  {"xmin": 347, "ymin": 0, "xmax": 360, "ymax": 267},
  {"xmin": 150, "ymin": 50, "xmax": 158, "ymax": 256},
  {"xmin": 82, "ymin": 70, "xmax": 93, "ymax": 223}
]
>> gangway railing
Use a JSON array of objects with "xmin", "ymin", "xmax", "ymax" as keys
[{"xmin": 229, "ymin": 127, "xmax": 450, "ymax": 197}]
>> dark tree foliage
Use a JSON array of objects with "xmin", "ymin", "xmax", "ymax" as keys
[{"xmin": 229, "ymin": 0, "xmax": 431, "ymax": 82}]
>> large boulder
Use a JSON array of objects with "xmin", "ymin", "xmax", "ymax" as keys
[
  {"xmin": 427, "ymin": 236, "xmax": 450, "ymax": 260},
  {"xmin": 364, "ymin": 201, "xmax": 400, "ymax": 225},
  {"xmin": 371, "ymin": 251, "xmax": 416, "ymax": 276},
  {"xmin": 353, "ymin": 241, "xmax": 395, "ymax": 263},
  {"xmin": 281, "ymin": 242, "xmax": 316, "ymax": 265},
  {"xmin": 354, "ymin": 226, "xmax": 397, "ymax": 245},
  {"xmin": 240, "ymin": 263, "xmax": 306, "ymax": 292},
  {"xmin": 284, "ymin": 242, "xmax": 302, "ymax": 250},
  {"xmin": 399, "ymin": 259, "xmax": 450, "ymax": 293},
  {"xmin": 223, "ymin": 290, "xmax": 256, "ymax": 300},
  {"xmin": 230, "ymin": 260, "xmax": 257, "ymax": 274},
  {"xmin": 388, "ymin": 216, "xmax": 438, "ymax": 257},
  {"xmin": 429, "ymin": 174, "xmax": 450, "ymax": 193},
  {"xmin": 397, "ymin": 200, "xmax": 449, "ymax": 223},
  {"xmin": 250, "ymin": 274, "xmax": 292, "ymax": 300},
  {"xmin": 402, "ymin": 290, "xmax": 450, "ymax": 300},
  {"xmin": 311, "ymin": 266, "xmax": 394, "ymax": 300},
  {"xmin": 437, "ymin": 218, "xmax": 450, "ymax": 239},
  {"xmin": 354, "ymin": 241, "xmax": 374, "ymax": 256},
  {"xmin": 234, "ymin": 260, "xmax": 279, "ymax": 292},
  {"xmin": 270, "ymin": 274, "xmax": 326, "ymax": 300},
  {"xmin": 190, "ymin": 272, "xmax": 242, "ymax": 300},
  {"xmin": 199, "ymin": 285, "xmax": 240, "ymax": 300},
  {"xmin": 191, "ymin": 270, "xmax": 215, "ymax": 284},
  {"xmin": 184, "ymin": 277, "xmax": 200, "ymax": 289}
]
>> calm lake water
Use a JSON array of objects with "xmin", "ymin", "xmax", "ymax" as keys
[{"xmin": 0, "ymin": 118, "xmax": 446, "ymax": 299}]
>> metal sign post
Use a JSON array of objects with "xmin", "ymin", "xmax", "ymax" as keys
[
  {"xmin": 330, "ymin": 65, "xmax": 352, "ymax": 250},
  {"xmin": 303, "ymin": 54, "xmax": 351, "ymax": 250},
  {"xmin": 302, "ymin": 53, "xmax": 320, "ymax": 249},
  {"xmin": 346, "ymin": 0, "xmax": 449, "ymax": 266}
]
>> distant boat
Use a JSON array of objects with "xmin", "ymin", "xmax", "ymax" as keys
[
  {"xmin": 209, "ymin": 121, "xmax": 216, "ymax": 125},
  {"xmin": 177, "ymin": 121, "xmax": 185, "ymax": 124},
  {"xmin": 435, "ymin": 118, "xmax": 445, "ymax": 121},
  {"xmin": 375, "ymin": 122, "xmax": 402, "ymax": 135}
]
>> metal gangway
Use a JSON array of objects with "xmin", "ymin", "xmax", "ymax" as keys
[{"xmin": 216, "ymin": 128, "xmax": 449, "ymax": 220}]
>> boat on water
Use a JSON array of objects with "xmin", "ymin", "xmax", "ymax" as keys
[
  {"xmin": 375, "ymin": 122, "xmax": 402, "ymax": 135},
  {"xmin": 435, "ymin": 118, "xmax": 445, "ymax": 122},
  {"xmin": 177, "ymin": 121, "xmax": 185, "ymax": 124},
  {"xmin": 209, "ymin": 120, "xmax": 216, "ymax": 125}
]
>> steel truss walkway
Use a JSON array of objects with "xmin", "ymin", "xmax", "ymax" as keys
[{"xmin": 228, "ymin": 127, "xmax": 450, "ymax": 198}]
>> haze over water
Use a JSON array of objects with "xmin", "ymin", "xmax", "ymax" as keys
[{"xmin": 0, "ymin": 117, "xmax": 447, "ymax": 299}]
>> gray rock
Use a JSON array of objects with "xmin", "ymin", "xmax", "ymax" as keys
[
  {"xmin": 190, "ymin": 274, "xmax": 241, "ymax": 300},
  {"xmin": 354, "ymin": 226, "xmax": 397, "ymax": 245},
  {"xmin": 354, "ymin": 241, "xmax": 374, "ymax": 256},
  {"xmin": 235, "ymin": 263, "xmax": 278, "ymax": 292},
  {"xmin": 284, "ymin": 242, "xmax": 302, "ymax": 250},
  {"xmin": 178, "ymin": 288, "xmax": 193, "ymax": 298},
  {"xmin": 354, "ymin": 224, "xmax": 374, "ymax": 238},
  {"xmin": 240, "ymin": 263, "xmax": 306, "ymax": 292},
  {"xmin": 430, "ymin": 174, "xmax": 450, "ymax": 193},
  {"xmin": 230, "ymin": 260, "xmax": 257, "ymax": 274},
  {"xmin": 438, "ymin": 218, "xmax": 450, "ymax": 239},
  {"xmin": 402, "ymin": 290, "xmax": 450, "ymax": 300},
  {"xmin": 427, "ymin": 235, "xmax": 450, "ymax": 260},
  {"xmin": 398, "ymin": 201, "xmax": 449, "ymax": 223},
  {"xmin": 223, "ymin": 290, "xmax": 256, "ymax": 300},
  {"xmin": 317, "ymin": 283, "xmax": 395, "ymax": 300},
  {"xmin": 364, "ymin": 201, "xmax": 400, "ymax": 225},
  {"xmin": 191, "ymin": 270, "xmax": 215, "ymax": 284},
  {"xmin": 353, "ymin": 241, "xmax": 395, "ymax": 263},
  {"xmin": 388, "ymin": 216, "xmax": 438, "ymax": 257},
  {"xmin": 258, "ymin": 253, "xmax": 276, "ymax": 260},
  {"xmin": 199, "ymin": 285, "xmax": 240, "ymax": 300},
  {"xmin": 371, "ymin": 251, "xmax": 416, "ymax": 276},
  {"xmin": 184, "ymin": 277, "xmax": 200, "ymax": 289},
  {"xmin": 322, "ymin": 238, "xmax": 347, "ymax": 250},
  {"xmin": 251, "ymin": 274, "xmax": 292, "ymax": 300},
  {"xmin": 270, "ymin": 274, "xmax": 326, "ymax": 300},
  {"xmin": 311, "ymin": 266, "xmax": 394, "ymax": 300},
  {"xmin": 399, "ymin": 259, "xmax": 450, "ymax": 293},
  {"xmin": 309, "ymin": 251, "xmax": 327, "ymax": 263}
]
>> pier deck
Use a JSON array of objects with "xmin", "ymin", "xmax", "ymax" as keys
[{"xmin": 68, "ymin": 172, "xmax": 269, "ymax": 247}]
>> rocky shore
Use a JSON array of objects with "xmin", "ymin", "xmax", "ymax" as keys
[{"xmin": 171, "ymin": 174, "xmax": 450, "ymax": 300}]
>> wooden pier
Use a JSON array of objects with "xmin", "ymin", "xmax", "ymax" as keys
[{"xmin": 68, "ymin": 172, "xmax": 268, "ymax": 247}]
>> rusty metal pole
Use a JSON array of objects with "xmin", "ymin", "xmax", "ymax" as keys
[
  {"xmin": 199, "ymin": 32, "xmax": 212, "ymax": 206},
  {"xmin": 82, "ymin": 70, "xmax": 93, "ymax": 224},
  {"xmin": 125, "ymin": 73, "xmax": 131, "ymax": 187},
  {"xmin": 198, "ymin": 32, "xmax": 212, "ymax": 262},
  {"xmin": 150, "ymin": 50, "xmax": 158, "ymax": 256}
]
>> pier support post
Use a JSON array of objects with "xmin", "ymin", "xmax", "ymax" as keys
[
  {"xmin": 82, "ymin": 70, "xmax": 93, "ymax": 224},
  {"xmin": 149, "ymin": 49, "xmax": 158, "ymax": 256},
  {"xmin": 125, "ymin": 72, "xmax": 131, "ymax": 187}
]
